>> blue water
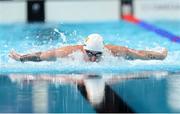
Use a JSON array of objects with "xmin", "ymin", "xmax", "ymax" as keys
[
  {"xmin": 150, "ymin": 20, "xmax": 180, "ymax": 36},
  {"xmin": 111, "ymin": 72, "xmax": 180, "ymax": 112},
  {"xmin": 0, "ymin": 20, "xmax": 180, "ymax": 113}
]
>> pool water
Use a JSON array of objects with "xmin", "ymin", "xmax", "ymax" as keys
[{"xmin": 0, "ymin": 20, "xmax": 180, "ymax": 113}]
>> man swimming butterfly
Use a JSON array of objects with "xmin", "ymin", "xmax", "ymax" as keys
[{"xmin": 9, "ymin": 33, "xmax": 167, "ymax": 62}]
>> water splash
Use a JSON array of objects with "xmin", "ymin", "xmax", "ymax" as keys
[
  {"xmin": 1, "ymin": 49, "xmax": 180, "ymax": 74},
  {"xmin": 54, "ymin": 28, "xmax": 67, "ymax": 43},
  {"xmin": 0, "ymin": 21, "xmax": 180, "ymax": 74}
]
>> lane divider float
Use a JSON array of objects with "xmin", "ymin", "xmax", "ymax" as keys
[{"xmin": 122, "ymin": 15, "xmax": 180, "ymax": 43}]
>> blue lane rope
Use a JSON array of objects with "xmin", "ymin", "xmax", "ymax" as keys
[
  {"xmin": 123, "ymin": 15, "xmax": 180, "ymax": 43},
  {"xmin": 138, "ymin": 21, "xmax": 180, "ymax": 43}
]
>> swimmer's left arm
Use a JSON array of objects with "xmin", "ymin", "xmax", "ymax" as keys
[
  {"xmin": 105, "ymin": 45, "xmax": 168, "ymax": 60},
  {"xmin": 126, "ymin": 48, "xmax": 168, "ymax": 60}
]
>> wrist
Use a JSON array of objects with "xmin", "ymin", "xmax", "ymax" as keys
[{"xmin": 19, "ymin": 56, "xmax": 25, "ymax": 62}]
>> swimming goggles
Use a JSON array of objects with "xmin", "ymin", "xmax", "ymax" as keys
[{"xmin": 85, "ymin": 50, "xmax": 102, "ymax": 58}]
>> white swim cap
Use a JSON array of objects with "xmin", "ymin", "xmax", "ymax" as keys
[{"xmin": 84, "ymin": 33, "xmax": 104, "ymax": 52}]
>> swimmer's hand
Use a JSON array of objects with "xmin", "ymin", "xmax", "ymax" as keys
[
  {"xmin": 148, "ymin": 48, "xmax": 168, "ymax": 60},
  {"xmin": 9, "ymin": 50, "xmax": 22, "ymax": 61},
  {"xmin": 146, "ymin": 48, "xmax": 168, "ymax": 60},
  {"xmin": 160, "ymin": 48, "xmax": 168, "ymax": 60}
]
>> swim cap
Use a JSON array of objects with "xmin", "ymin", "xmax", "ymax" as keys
[{"xmin": 84, "ymin": 33, "xmax": 104, "ymax": 52}]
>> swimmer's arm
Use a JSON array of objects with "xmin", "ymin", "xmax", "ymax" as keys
[
  {"xmin": 105, "ymin": 45, "xmax": 168, "ymax": 60},
  {"xmin": 54, "ymin": 45, "xmax": 83, "ymax": 58},
  {"xmin": 9, "ymin": 50, "xmax": 56, "ymax": 62},
  {"xmin": 126, "ymin": 48, "xmax": 168, "ymax": 60},
  {"xmin": 9, "ymin": 45, "xmax": 83, "ymax": 62},
  {"xmin": 40, "ymin": 45, "xmax": 83, "ymax": 60},
  {"xmin": 105, "ymin": 45, "xmax": 129, "ymax": 57}
]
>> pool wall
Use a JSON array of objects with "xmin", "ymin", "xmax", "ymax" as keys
[
  {"xmin": 0, "ymin": 0, "xmax": 120, "ymax": 23},
  {"xmin": 0, "ymin": 0, "xmax": 180, "ymax": 23}
]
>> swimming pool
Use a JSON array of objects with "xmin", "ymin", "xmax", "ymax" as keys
[{"xmin": 0, "ymin": 20, "xmax": 180, "ymax": 112}]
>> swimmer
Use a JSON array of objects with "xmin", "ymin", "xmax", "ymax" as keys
[{"xmin": 9, "ymin": 33, "xmax": 168, "ymax": 62}]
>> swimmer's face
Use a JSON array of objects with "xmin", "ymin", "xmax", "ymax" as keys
[{"xmin": 85, "ymin": 50, "xmax": 102, "ymax": 62}]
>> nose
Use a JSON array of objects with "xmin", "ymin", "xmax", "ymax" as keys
[{"xmin": 90, "ymin": 56, "xmax": 97, "ymax": 62}]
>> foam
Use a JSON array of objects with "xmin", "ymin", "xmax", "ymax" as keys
[
  {"xmin": 1, "ymin": 49, "xmax": 180, "ymax": 74},
  {"xmin": 0, "ymin": 22, "xmax": 180, "ymax": 74}
]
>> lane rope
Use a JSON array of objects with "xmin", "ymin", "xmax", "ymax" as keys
[{"xmin": 122, "ymin": 15, "xmax": 180, "ymax": 43}]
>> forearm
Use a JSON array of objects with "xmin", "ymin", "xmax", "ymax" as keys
[
  {"xmin": 141, "ymin": 50, "xmax": 166, "ymax": 60},
  {"xmin": 126, "ymin": 49, "xmax": 167, "ymax": 60},
  {"xmin": 19, "ymin": 51, "xmax": 57, "ymax": 62},
  {"xmin": 20, "ymin": 52, "xmax": 42, "ymax": 62}
]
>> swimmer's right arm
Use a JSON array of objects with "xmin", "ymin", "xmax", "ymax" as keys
[
  {"xmin": 9, "ymin": 45, "xmax": 83, "ymax": 62},
  {"xmin": 9, "ymin": 50, "xmax": 57, "ymax": 62}
]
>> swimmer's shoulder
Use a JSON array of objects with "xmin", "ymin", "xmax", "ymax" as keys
[
  {"xmin": 54, "ymin": 45, "xmax": 84, "ymax": 57},
  {"xmin": 105, "ymin": 44, "xmax": 128, "ymax": 51},
  {"xmin": 104, "ymin": 44, "xmax": 129, "ymax": 56},
  {"xmin": 57, "ymin": 45, "xmax": 84, "ymax": 52}
]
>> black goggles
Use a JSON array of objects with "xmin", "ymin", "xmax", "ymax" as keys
[{"xmin": 85, "ymin": 50, "xmax": 102, "ymax": 58}]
